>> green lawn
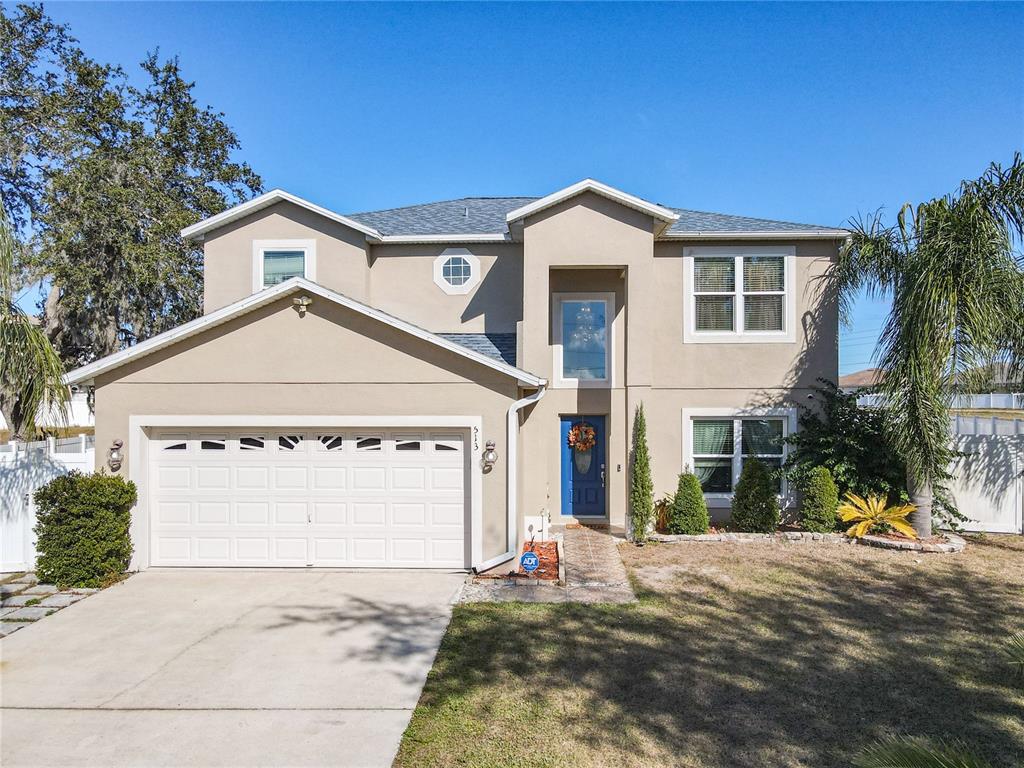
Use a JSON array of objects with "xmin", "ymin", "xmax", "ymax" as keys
[{"xmin": 396, "ymin": 535, "xmax": 1024, "ymax": 768}]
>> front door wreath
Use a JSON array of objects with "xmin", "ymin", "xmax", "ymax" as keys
[{"xmin": 567, "ymin": 421, "xmax": 597, "ymax": 474}]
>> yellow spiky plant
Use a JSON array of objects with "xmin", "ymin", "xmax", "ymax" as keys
[{"xmin": 838, "ymin": 493, "xmax": 918, "ymax": 539}]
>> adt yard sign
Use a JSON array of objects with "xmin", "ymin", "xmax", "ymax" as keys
[{"xmin": 520, "ymin": 550, "xmax": 540, "ymax": 573}]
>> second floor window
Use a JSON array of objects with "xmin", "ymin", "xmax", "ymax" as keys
[
  {"xmin": 554, "ymin": 293, "xmax": 613, "ymax": 387},
  {"xmin": 694, "ymin": 255, "xmax": 785, "ymax": 332},
  {"xmin": 441, "ymin": 256, "xmax": 472, "ymax": 287},
  {"xmin": 685, "ymin": 246, "xmax": 795, "ymax": 343},
  {"xmin": 253, "ymin": 239, "xmax": 316, "ymax": 291},
  {"xmin": 263, "ymin": 250, "xmax": 306, "ymax": 287},
  {"xmin": 432, "ymin": 248, "xmax": 480, "ymax": 294}
]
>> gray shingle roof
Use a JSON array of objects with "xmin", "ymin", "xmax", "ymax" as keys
[
  {"xmin": 666, "ymin": 208, "xmax": 833, "ymax": 234},
  {"xmin": 437, "ymin": 333, "xmax": 517, "ymax": 366},
  {"xmin": 345, "ymin": 196, "xmax": 836, "ymax": 236},
  {"xmin": 348, "ymin": 198, "xmax": 534, "ymax": 236}
]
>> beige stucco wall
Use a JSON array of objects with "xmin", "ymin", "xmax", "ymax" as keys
[
  {"xmin": 93, "ymin": 291, "xmax": 520, "ymax": 563},
  {"xmin": 517, "ymin": 193, "xmax": 656, "ymax": 530},
  {"xmin": 202, "ymin": 202, "xmax": 523, "ymax": 334},
  {"xmin": 513, "ymin": 193, "xmax": 839, "ymax": 531},
  {"xmin": 202, "ymin": 201, "xmax": 372, "ymax": 312},
  {"xmin": 651, "ymin": 240, "xmax": 839, "ymax": 391},
  {"xmin": 368, "ymin": 243, "xmax": 522, "ymax": 333},
  {"xmin": 188, "ymin": 190, "xmax": 839, "ymax": 539}
]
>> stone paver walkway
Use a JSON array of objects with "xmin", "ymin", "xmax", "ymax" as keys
[
  {"xmin": 0, "ymin": 573, "xmax": 100, "ymax": 637},
  {"xmin": 561, "ymin": 525, "xmax": 635, "ymax": 603},
  {"xmin": 459, "ymin": 525, "xmax": 636, "ymax": 604}
]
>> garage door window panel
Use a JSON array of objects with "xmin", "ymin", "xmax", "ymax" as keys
[
  {"xmin": 395, "ymin": 436, "xmax": 423, "ymax": 452},
  {"xmin": 278, "ymin": 434, "xmax": 304, "ymax": 452},
  {"xmin": 317, "ymin": 435, "xmax": 345, "ymax": 452},
  {"xmin": 356, "ymin": 436, "xmax": 382, "ymax": 452}
]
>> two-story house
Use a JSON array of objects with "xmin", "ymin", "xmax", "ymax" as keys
[{"xmin": 67, "ymin": 180, "xmax": 844, "ymax": 572}]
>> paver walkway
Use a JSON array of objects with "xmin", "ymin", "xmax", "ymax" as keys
[
  {"xmin": 562, "ymin": 525, "xmax": 635, "ymax": 602},
  {"xmin": 0, "ymin": 573, "xmax": 99, "ymax": 636},
  {"xmin": 459, "ymin": 525, "xmax": 636, "ymax": 603}
]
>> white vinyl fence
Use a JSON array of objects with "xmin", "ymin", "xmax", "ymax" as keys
[
  {"xmin": 859, "ymin": 393, "xmax": 1024, "ymax": 410},
  {"xmin": 1, "ymin": 436, "xmax": 95, "ymax": 572},
  {"xmin": 948, "ymin": 416, "xmax": 1024, "ymax": 534}
]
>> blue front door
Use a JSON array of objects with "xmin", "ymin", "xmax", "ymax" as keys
[{"xmin": 560, "ymin": 415, "xmax": 606, "ymax": 517}]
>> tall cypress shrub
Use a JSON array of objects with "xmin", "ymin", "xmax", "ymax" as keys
[{"xmin": 629, "ymin": 404, "xmax": 654, "ymax": 543}]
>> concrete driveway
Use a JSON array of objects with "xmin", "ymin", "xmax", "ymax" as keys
[{"xmin": 0, "ymin": 569, "xmax": 466, "ymax": 768}]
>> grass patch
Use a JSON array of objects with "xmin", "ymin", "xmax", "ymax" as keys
[
  {"xmin": 396, "ymin": 535, "xmax": 1024, "ymax": 768},
  {"xmin": 24, "ymin": 597, "xmax": 40, "ymax": 606}
]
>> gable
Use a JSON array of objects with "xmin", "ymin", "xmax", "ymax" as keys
[
  {"xmin": 95, "ymin": 293, "xmax": 520, "ymax": 395},
  {"xmin": 506, "ymin": 179, "xmax": 677, "ymax": 229},
  {"xmin": 203, "ymin": 200, "xmax": 371, "ymax": 312},
  {"xmin": 69, "ymin": 279, "xmax": 544, "ymax": 389},
  {"xmin": 520, "ymin": 190, "xmax": 657, "ymax": 263}
]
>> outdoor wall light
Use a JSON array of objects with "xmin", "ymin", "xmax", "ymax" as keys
[
  {"xmin": 107, "ymin": 440, "xmax": 124, "ymax": 472},
  {"xmin": 481, "ymin": 440, "xmax": 498, "ymax": 471},
  {"xmin": 293, "ymin": 295, "xmax": 313, "ymax": 317}
]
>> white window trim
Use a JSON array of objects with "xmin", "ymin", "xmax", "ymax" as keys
[
  {"xmin": 681, "ymin": 407, "xmax": 797, "ymax": 509},
  {"xmin": 252, "ymin": 239, "xmax": 317, "ymax": 292},
  {"xmin": 433, "ymin": 248, "xmax": 480, "ymax": 295},
  {"xmin": 683, "ymin": 245, "xmax": 796, "ymax": 344},
  {"xmin": 552, "ymin": 292, "xmax": 614, "ymax": 389}
]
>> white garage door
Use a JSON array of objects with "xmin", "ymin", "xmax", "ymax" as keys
[{"xmin": 148, "ymin": 429, "xmax": 468, "ymax": 568}]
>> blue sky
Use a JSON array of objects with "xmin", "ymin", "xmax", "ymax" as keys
[{"xmin": 28, "ymin": 1, "xmax": 1024, "ymax": 374}]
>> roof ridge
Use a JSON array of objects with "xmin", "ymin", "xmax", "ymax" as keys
[{"xmin": 347, "ymin": 196, "xmax": 538, "ymax": 217}]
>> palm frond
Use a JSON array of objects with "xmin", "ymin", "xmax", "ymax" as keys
[
  {"xmin": 855, "ymin": 735, "xmax": 993, "ymax": 768},
  {"xmin": 836, "ymin": 211, "xmax": 906, "ymax": 326},
  {"xmin": 0, "ymin": 206, "xmax": 69, "ymax": 438},
  {"xmin": 886, "ymin": 518, "xmax": 919, "ymax": 539},
  {"xmin": 1006, "ymin": 631, "xmax": 1024, "ymax": 678},
  {"xmin": 838, "ymin": 493, "xmax": 916, "ymax": 538}
]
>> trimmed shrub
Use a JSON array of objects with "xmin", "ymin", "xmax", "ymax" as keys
[
  {"xmin": 629, "ymin": 404, "xmax": 654, "ymax": 542},
  {"xmin": 784, "ymin": 379, "xmax": 907, "ymax": 502},
  {"xmin": 34, "ymin": 471, "xmax": 137, "ymax": 588},
  {"xmin": 731, "ymin": 458, "xmax": 780, "ymax": 533},
  {"xmin": 800, "ymin": 466, "xmax": 839, "ymax": 532},
  {"xmin": 667, "ymin": 472, "xmax": 710, "ymax": 535}
]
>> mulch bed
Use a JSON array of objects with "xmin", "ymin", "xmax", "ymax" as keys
[
  {"xmin": 516, "ymin": 541, "xmax": 559, "ymax": 580},
  {"xmin": 473, "ymin": 540, "xmax": 560, "ymax": 581}
]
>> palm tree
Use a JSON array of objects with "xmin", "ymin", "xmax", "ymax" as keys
[
  {"xmin": 0, "ymin": 205, "xmax": 68, "ymax": 441},
  {"xmin": 838, "ymin": 155, "xmax": 1024, "ymax": 536}
]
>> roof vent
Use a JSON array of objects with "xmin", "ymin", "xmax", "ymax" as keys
[{"xmin": 464, "ymin": 206, "xmax": 469, "ymax": 219}]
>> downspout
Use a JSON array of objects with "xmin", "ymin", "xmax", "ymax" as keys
[{"xmin": 473, "ymin": 383, "xmax": 547, "ymax": 573}]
